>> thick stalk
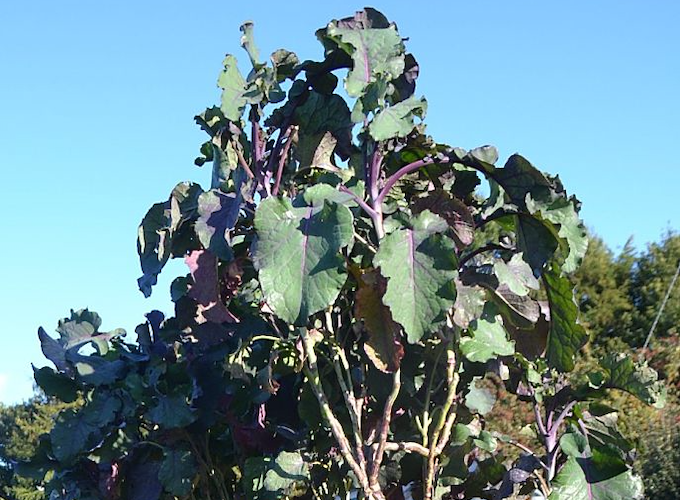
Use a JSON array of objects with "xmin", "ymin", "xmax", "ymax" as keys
[
  {"xmin": 423, "ymin": 348, "xmax": 458, "ymax": 500},
  {"xmin": 300, "ymin": 329, "xmax": 375, "ymax": 498},
  {"xmin": 331, "ymin": 347, "xmax": 367, "ymax": 471},
  {"xmin": 369, "ymin": 369, "xmax": 401, "ymax": 488}
]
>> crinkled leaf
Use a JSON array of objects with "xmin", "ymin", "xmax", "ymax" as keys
[
  {"xmin": 551, "ymin": 433, "xmax": 643, "ymax": 500},
  {"xmin": 56, "ymin": 308, "xmax": 125, "ymax": 355},
  {"xmin": 218, "ymin": 54, "xmax": 248, "ymax": 121},
  {"xmin": 391, "ymin": 53, "xmax": 419, "ymax": 103},
  {"xmin": 325, "ymin": 20, "xmax": 404, "ymax": 97},
  {"xmin": 355, "ymin": 270, "xmax": 404, "ymax": 372},
  {"xmin": 593, "ymin": 353, "xmax": 666, "ymax": 408},
  {"xmin": 50, "ymin": 393, "xmax": 121, "ymax": 463},
  {"xmin": 38, "ymin": 327, "xmax": 67, "ymax": 372},
  {"xmin": 137, "ymin": 182, "xmax": 203, "ymax": 297},
  {"xmin": 67, "ymin": 352, "xmax": 127, "ymax": 386},
  {"xmin": 465, "ymin": 377, "xmax": 496, "ymax": 415},
  {"xmin": 185, "ymin": 250, "xmax": 238, "ymax": 324},
  {"xmin": 295, "ymin": 92, "xmax": 353, "ymax": 159},
  {"xmin": 32, "ymin": 365, "xmax": 78, "ymax": 402},
  {"xmin": 374, "ymin": 210, "xmax": 457, "ymax": 343},
  {"xmin": 461, "ymin": 264, "xmax": 540, "ymax": 329},
  {"xmin": 368, "ymin": 96, "xmax": 427, "ymax": 141},
  {"xmin": 271, "ymin": 49, "xmax": 300, "ymax": 82},
  {"xmin": 494, "ymin": 253, "xmax": 539, "ymax": 296},
  {"xmin": 244, "ymin": 450, "xmax": 309, "ymax": 499},
  {"xmin": 505, "ymin": 302, "xmax": 549, "ymax": 360},
  {"xmin": 452, "ymin": 280, "xmax": 486, "ymax": 329},
  {"xmin": 146, "ymin": 395, "xmax": 197, "ymax": 428},
  {"xmin": 195, "ymin": 189, "xmax": 240, "ymax": 262},
  {"xmin": 544, "ymin": 262, "xmax": 588, "ymax": 372},
  {"xmin": 413, "ymin": 189, "xmax": 474, "ymax": 247},
  {"xmin": 490, "ymin": 155, "xmax": 588, "ymax": 274},
  {"xmin": 253, "ymin": 188, "xmax": 354, "ymax": 325},
  {"xmin": 210, "ymin": 140, "xmax": 239, "ymax": 190},
  {"xmin": 526, "ymin": 194, "xmax": 588, "ymax": 273},
  {"xmin": 460, "ymin": 307, "xmax": 515, "ymax": 363},
  {"xmin": 159, "ymin": 449, "xmax": 196, "ymax": 496},
  {"xmin": 240, "ymin": 21, "xmax": 260, "ymax": 66}
]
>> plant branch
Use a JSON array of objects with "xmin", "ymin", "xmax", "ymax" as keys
[
  {"xmin": 331, "ymin": 345, "xmax": 367, "ymax": 471},
  {"xmin": 533, "ymin": 401, "xmax": 548, "ymax": 438},
  {"xmin": 232, "ymin": 142, "xmax": 255, "ymax": 180},
  {"xmin": 381, "ymin": 441, "xmax": 429, "ymax": 456},
  {"xmin": 272, "ymin": 126, "xmax": 294, "ymax": 196},
  {"xmin": 338, "ymin": 185, "xmax": 378, "ymax": 218},
  {"xmin": 458, "ymin": 243, "xmax": 507, "ymax": 267},
  {"xmin": 424, "ymin": 348, "xmax": 459, "ymax": 500},
  {"xmin": 376, "ymin": 156, "xmax": 449, "ymax": 206},
  {"xmin": 551, "ymin": 401, "xmax": 576, "ymax": 434},
  {"xmin": 369, "ymin": 149, "xmax": 382, "ymax": 205},
  {"xmin": 299, "ymin": 329, "xmax": 372, "ymax": 496},
  {"xmin": 369, "ymin": 369, "xmax": 401, "ymax": 487}
]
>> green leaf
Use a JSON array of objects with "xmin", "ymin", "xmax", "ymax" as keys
[
  {"xmin": 240, "ymin": 21, "xmax": 260, "ymax": 66},
  {"xmin": 473, "ymin": 430, "xmax": 498, "ymax": 452},
  {"xmin": 515, "ymin": 213, "xmax": 560, "ymax": 276},
  {"xmin": 244, "ymin": 450, "xmax": 309, "ymax": 499},
  {"xmin": 594, "ymin": 353, "xmax": 667, "ymax": 408},
  {"xmin": 270, "ymin": 49, "xmax": 300, "ymax": 82},
  {"xmin": 56, "ymin": 308, "xmax": 125, "ymax": 355},
  {"xmin": 67, "ymin": 352, "xmax": 127, "ymax": 386},
  {"xmin": 413, "ymin": 189, "xmax": 475, "ymax": 247},
  {"xmin": 544, "ymin": 262, "xmax": 588, "ymax": 372},
  {"xmin": 195, "ymin": 189, "xmax": 239, "ymax": 262},
  {"xmin": 355, "ymin": 270, "xmax": 404, "ymax": 372},
  {"xmin": 210, "ymin": 140, "xmax": 238, "ymax": 190},
  {"xmin": 50, "ymin": 393, "xmax": 121, "ymax": 463},
  {"xmin": 452, "ymin": 280, "xmax": 486, "ymax": 329},
  {"xmin": 146, "ymin": 395, "xmax": 197, "ymax": 428},
  {"xmin": 460, "ymin": 307, "xmax": 515, "ymax": 363},
  {"xmin": 489, "ymin": 154, "xmax": 588, "ymax": 274},
  {"xmin": 374, "ymin": 210, "xmax": 457, "ymax": 343},
  {"xmin": 159, "ymin": 449, "xmax": 196, "ymax": 496},
  {"xmin": 526, "ymin": 194, "xmax": 588, "ymax": 273},
  {"xmin": 550, "ymin": 433, "xmax": 644, "ymax": 500},
  {"xmin": 185, "ymin": 249, "xmax": 239, "ymax": 323},
  {"xmin": 253, "ymin": 188, "xmax": 354, "ymax": 325},
  {"xmin": 325, "ymin": 21, "xmax": 404, "ymax": 98},
  {"xmin": 494, "ymin": 254, "xmax": 539, "ymax": 297},
  {"xmin": 464, "ymin": 377, "xmax": 496, "ymax": 415},
  {"xmin": 33, "ymin": 366, "xmax": 78, "ymax": 402},
  {"xmin": 368, "ymin": 96, "xmax": 427, "ymax": 141},
  {"xmin": 137, "ymin": 182, "xmax": 203, "ymax": 297},
  {"xmin": 218, "ymin": 54, "xmax": 248, "ymax": 121}
]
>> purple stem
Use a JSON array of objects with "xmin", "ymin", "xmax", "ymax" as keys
[
  {"xmin": 376, "ymin": 156, "xmax": 449, "ymax": 206},
  {"xmin": 369, "ymin": 149, "xmax": 382, "ymax": 204},
  {"xmin": 551, "ymin": 401, "xmax": 576, "ymax": 434},
  {"xmin": 544, "ymin": 401, "xmax": 577, "ymax": 481},
  {"xmin": 533, "ymin": 402, "xmax": 548, "ymax": 439},
  {"xmin": 338, "ymin": 185, "xmax": 377, "ymax": 218},
  {"xmin": 272, "ymin": 127, "xmax": 293, "ymax": 196}
]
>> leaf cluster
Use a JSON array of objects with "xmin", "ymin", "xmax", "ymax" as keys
[{"xmin": 26, "ymin": 8, "xmax": 668, "ymax": 500}]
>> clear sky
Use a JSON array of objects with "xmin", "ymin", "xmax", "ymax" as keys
[{"xmin": 1, "ymin": 1, "xmax": 678, "ymax": 403}]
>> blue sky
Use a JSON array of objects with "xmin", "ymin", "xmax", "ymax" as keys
[{"xmin": 1, "ymin": 1, "xmax": 678, "ymax": 403}]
